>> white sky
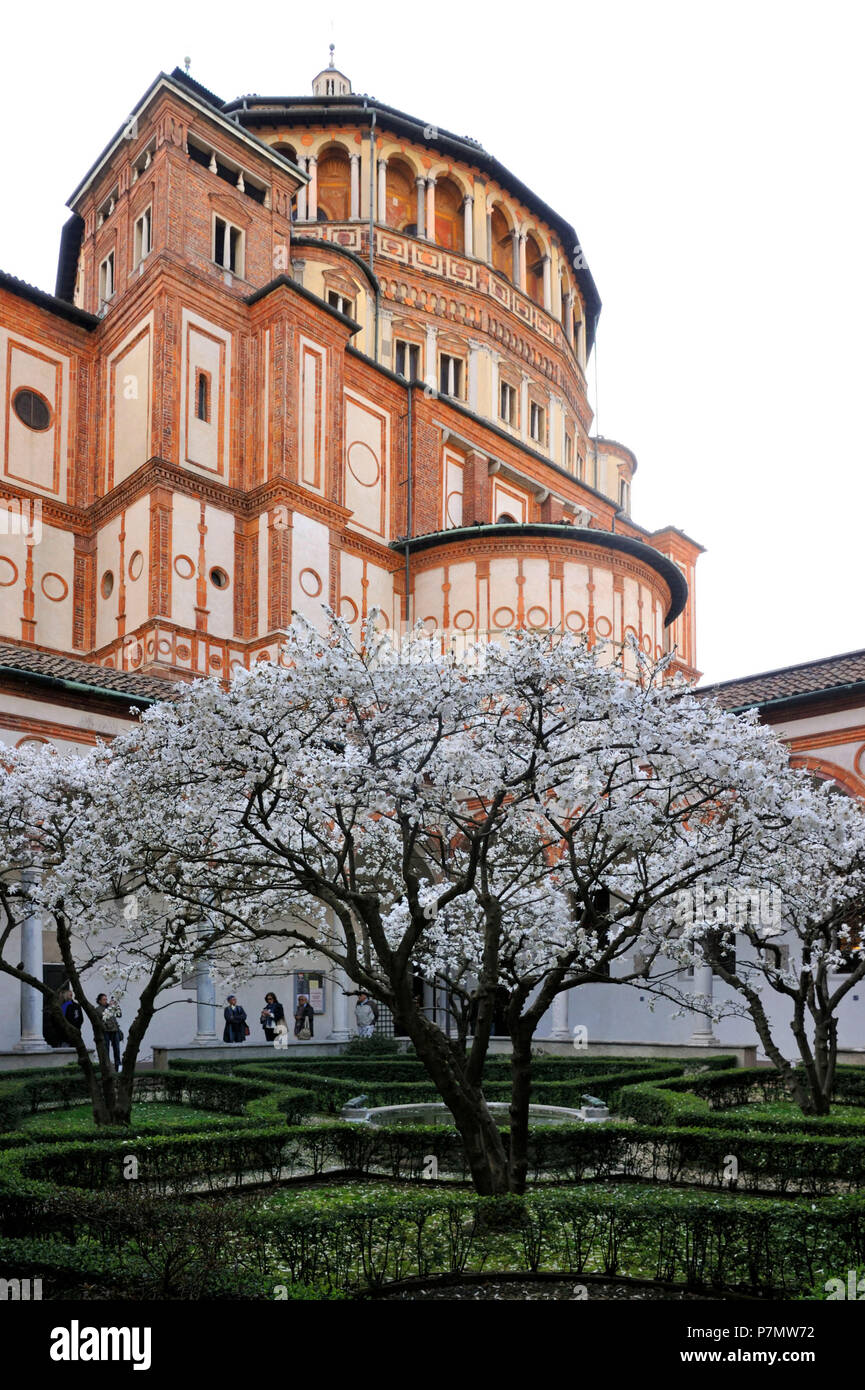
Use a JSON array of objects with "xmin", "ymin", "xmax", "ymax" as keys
[{"xmin": 1, "ymin": 0, "xmax": 862, "ymax": 684}]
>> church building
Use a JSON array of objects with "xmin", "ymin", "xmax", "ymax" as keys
[{"xmin": 0, "ymin": 59, "xmax": 860, "ymax": 1059}]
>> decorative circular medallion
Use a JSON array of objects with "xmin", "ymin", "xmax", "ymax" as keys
[
  {"xmin": 128, "ymin": 550, "xmax": 144, "ymax": 581},
  {"xmin": 339, "ymin": 596, "xmax": 359, "ymax": 623},
  {"xmin": 595, "ymin": 616, "xmax": 613, "ymax": 637},
  {"xmin": 527, "ymin": 605, "xmax": 549, "ymax": 629},
  {"xmin": 492, "ymin": 606, "xmax": 516, "ymax": 629},
  {"xmin": 298, "ymin": 568, "xmax": 322, "ymax": 597},
  {"xmin": 564, "ymin": 610, "xmax": 586, "ymax": 633},
  {"xmin": 100, "ymin": 571, "xmax": 114, "ymax": 600},
  {"xmin": 173, "ymin": 554, "xmax": 195, "ymax": 579},
  {"xmin": 176, "ymin": 644, "xmax": 191, "ymax": 660},
  {"xmin": 453, "ymin": 609, "xmax": 475, "ymax": 630},
  {"xmin": 0, "ymin": 557, "xmax": 19, "ymax": 586},
  {"xmin": 40, "ymin": 572, "xmax": 68, "ymax": 602},
  {"xmin": 346, "ymin": 441, "xmax": 380, "ymax": 487}
]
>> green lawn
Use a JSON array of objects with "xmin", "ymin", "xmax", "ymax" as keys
[{"xmin": 19, "ymin": 1102, "xmax": 223, "ymax": 1134}]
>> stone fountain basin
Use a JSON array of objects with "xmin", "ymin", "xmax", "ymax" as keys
[{"xmin": 341, "ymin": 1101, "xmax": 608, "ymax": 1127}]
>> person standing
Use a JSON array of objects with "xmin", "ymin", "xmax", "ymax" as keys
[
  {"xmin": 60, "ymin": 988, "xmax": 83, "ymax": 1033},
  {"xmin": 223, "ymin": 995, "xmax": 247, "ymax": 1043},
  {"xmin": 294, "ymin": 994, "xmax": 315, "ymax": 1040},
  {"xmin": 355, "ymin": 991, "xmax": 378, "ymax": 1039},
  {"xmin": 96, "ymin": 993, "xmax": 123, "ymax": 1070},
  {"xmin": 260, "ymin": 993, "xmax": 285, "ymax": 1042}
]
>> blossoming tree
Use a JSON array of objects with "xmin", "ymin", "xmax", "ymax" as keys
[{"xmin": 100, "ymin": 616, "xmax": 817, "ymax": 1191}]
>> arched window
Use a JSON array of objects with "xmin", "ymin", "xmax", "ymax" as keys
[
  {"xmin": 316, "ymin": 147, "xmax": 351, "ymax": 222},
  {"xmin": 497, "ymin": 512, "xmax": 517, "ymax": 523},
  {"xmin": 434, "ymin": 177, "xmax": 464, "ymax": 252},
  {"xmin": 272, "ymin": 142, "xmax": 298, "ymax": 166},
  {"xmin": 525, "ymin": 232, "xmax": 544, "ymax": 305},
  {"xmin": 385, "ymin": 159, "xmax": 416, "ymax": 232},
  {"xmin": 490, "ymin": 205, "xmax": 512, "ymax": 279}
]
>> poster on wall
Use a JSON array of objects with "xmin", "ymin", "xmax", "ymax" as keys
[{"xmin": 294, "ymin": 971, "xmax": 326, "ymax": 1015}]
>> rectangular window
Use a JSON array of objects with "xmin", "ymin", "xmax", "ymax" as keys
[
  {"xmin": 395, "ymin": 339, "xmax": 421, "ymax": 380},
  {"xmin": 195, "ymin": 370, "xmax": 210, "ymax": 423},
  {"xmin": 213, "ymin": 216, "xmax": 244, "ymax": 276},
  {"xmin": 619, "ymin": 479, "xmax": 630, "ymax": 512},
  {"xmin": 564, "ymin": 432, "xmax": 574, "ymax": 470},
  {"xmin": 327, "ymin": 289, "xmax": 354, "ymax": 317},
  {"xmin": 439, "ymin": 353, "xmax": 464, "ymax": 399},
  {"xmin": 529, "ymin": 401, "xmax": 545, "ymax": 443},
  {"xmin": 499, "ymin": 381, "xmax": 516, "ymax": 425},
  {"xmin": 133, "ymin": 207, "xmax": 152, "ymax": 267},
  {"xmin": 98, "ymin": 252, "xmax": 115, "ymax": 304}
]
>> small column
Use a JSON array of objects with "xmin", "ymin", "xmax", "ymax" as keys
[
  {"xmin": 518, "ymin": 232, "xmax": 527, "ymax": 291},
  {"xmin": 490, "ymin": 351, "xmax": 501, "ymax": 419},
  {"xmin": 307, "ymin": 156, "xmax": 318, "ymax": 222},
  {"xmin": 542, "ymin": 254, "xmax": 552, "ymax": 311},
  {"xmin": 350, "ymin": 154, "xmax": 360, "ymax": 219},
  {"xmin": 14, "ymin": 878, "xmax": 49, "ymax": 1052},
  {"xmin": 329, "ymin": 970, "xmax": 351, "ymax": 1042},
  {"xmin": 425, "ymin": 178, "xmax": 436, "ymax": 243},
  {"xmin": 691, "ymin": 962, "xmax": 718, "ymax": 1045},
  {"xmin": 564, "ymin": 291, "xmax": 575, "ymax": 345},
  {"xmin": 377, "ymin": 157, "xmax": 388, "ymax": 223},
  {"xmin": 425, "ymin": 323, "xmax": 438, "ymax": 393},
  {"xmin": 520, "ymin": 373, "xmax": 530, "ymax": 442},
  {"xmin": 511, "ymin": 231, "xmax": 520, "ymax": 285},
  {"xmin": 194, "ymin": 958, "xmax": 218, "ymax": 1043},
  {"xmin": 550, "ymin": 989, "xmax": 571, "ymax": 1041},
  {"xmin": 463, "ymin": 196, "xmax": 474, "ymax": 257},
  {"xmin": 467, "ymin": 341, "xmax": 480, "ymax": 410},
  {"xmin": 296, "ymin": 158, "xmax": 308, "ymax": 221},
  {"xmin": 415, "ymin": 178, "xmax": 426, "ymax": 238},
  {"xmin": 485, "ymin": 204, "xmax": 493, "ymax": 265}
]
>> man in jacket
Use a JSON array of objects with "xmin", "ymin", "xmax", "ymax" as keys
[
  {"xmin": 355, "ymin": 992, "xmax": 378, "ymax": 1039},
  {"xmin": 223, "ymin": 995, "xmax": 247, "ymax": 1043},
  {"xmin": 96, "ymin": 993, "xmax": 123, "ymax": 1070}
]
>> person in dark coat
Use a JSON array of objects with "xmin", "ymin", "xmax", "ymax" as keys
[
  {"xmin": 260, "ymin": 992, "xmax": 285, "ymax": 1042},
  {"xmin": 223, "ymin": 995, "xmax": 247, "ymax": 1043},
  {"xmin": 294, "ymin": 994, "xmax": 315, "ymax": 1039}
]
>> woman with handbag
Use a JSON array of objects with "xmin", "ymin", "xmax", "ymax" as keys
[
  {"xmin": 294, "ymin": 994, "xmax": 315, "ymax": 1041},
  {"xmin": 223, "ymin": 995, "xmax": 248, "ymax": 1043},
  {"xmin": 260, "ymin": 993, "xmax": 285, "ymax": 1042}
]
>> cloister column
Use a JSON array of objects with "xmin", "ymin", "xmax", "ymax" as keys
[
  {"xmin": 296, "ymin": 158, "xmax": 308, "ymax": 221},
  {"xmin": 518, "ymin": 231, "xmax": 527, "ymax": 291},
  {"xmin": 691, "ymin": 962, "xmax": 718, "ymax": 1045},
  {"xmin": 377, "ymin": 156, "xmax": 388, "ymax": 222},
  {"xmin": 329, "ymin": 970, "xmax": 351, "ymax": 1041},
  {"xmin": 511, "ymin": 230, "xmax": 520, "ymax": 284},
  {"xmin": 194, "ymin": 958, "xmax": 218, "ymax": 1043},
  {"xmin": 550, "ymin": 989, "xmax": 571, "ymax": 1041},
  {"xmin": 486, "ymin": 203, "xmax": 493, "ymax": 264},
  {"xmin": 307, "ymin": 156, "xmax": 318, "ymax": 222},
  {"xmin": 349, "ymin": 154, "xmax": 360, "ymax": 219},
  {"xmin": 415, "ymin": 178, "xmax": 426, "ymax": 238},
  {"xmin": 463, "ymin": 195, "xmax": 474, "ymax": 256},
  {"xmin": 425, "ymin": 178, "xmax": 436, "ymax": 242},
  {"xmin": 14, "ymin": 874, "xmax": 49, "ymax": 1052}
]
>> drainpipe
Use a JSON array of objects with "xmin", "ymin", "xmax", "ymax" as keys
[
  {"xmin": 368, "ymin": 111, "xmax": 379, "ymax": 361},
  {"xmin": 404, "ymin": 382, "xmax": 413, "ymax": 631}
]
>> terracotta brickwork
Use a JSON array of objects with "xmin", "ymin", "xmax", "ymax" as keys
[{"xmin": 0, "ymin": 66, "xmax": 702, "ymax": 709}]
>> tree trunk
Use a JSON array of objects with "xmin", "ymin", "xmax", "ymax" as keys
[
  {"xmin": 507, "ymin": 1028, "xmax": 534, "ymax": 1194},
  {"xmin": 403, "ymin": 1008, "xmax": 512, "ymax": 1193}
]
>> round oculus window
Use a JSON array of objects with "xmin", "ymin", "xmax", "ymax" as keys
[
  {"xmin": 100, "ymin": 570, "xmax": 115, "ymax": 599},
  {"xmin": 12, "ymin": 389, "xmax": 52, "ymax": 432},
  {"xmin": 210, "ymin": 567, "xmax": 229, "ymax": 589}
]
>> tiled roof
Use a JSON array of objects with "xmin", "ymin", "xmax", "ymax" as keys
[
  {"xmin": 698, "ymin": 649, "xmax": 865, "ymax": 710},
  {"xmin": 0, "ymin": 645, "xmax": 177, "ymax": 702}
]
